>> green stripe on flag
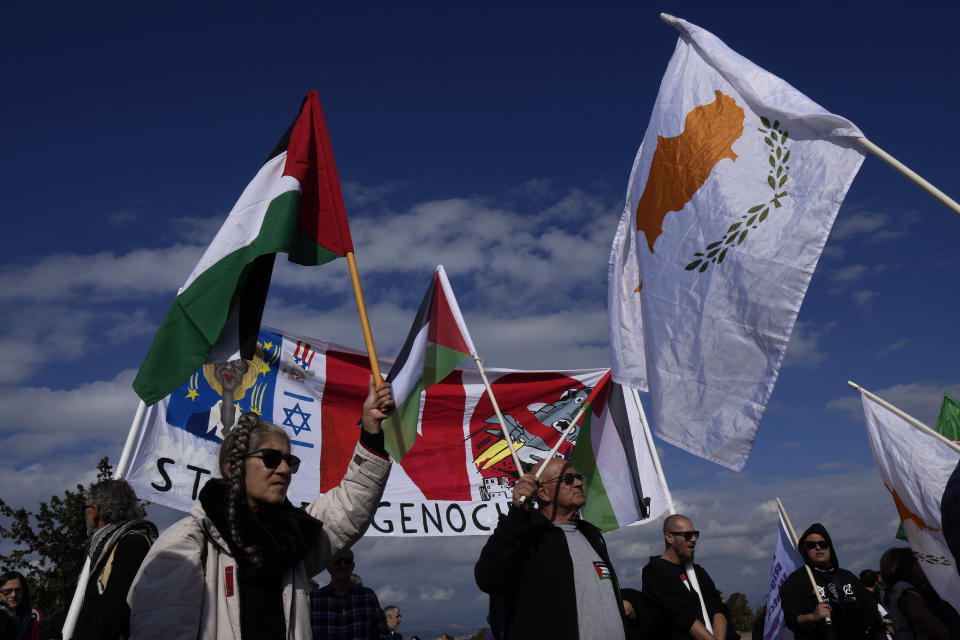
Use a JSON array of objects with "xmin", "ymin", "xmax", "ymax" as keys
[
  {"xmin": 424, "ymin": 343, "xmax": 471, "ymax": 386},
  {"xmin": 574, "ymin": 407, "xmax": 620, "ymax": 533},
  {"xmin": 383, "ymin": 379, "xmax": 424, "ymax": 461},
  {"xmin": 134, "ymin": 189, "xmax": 338, "ymax": 404}
]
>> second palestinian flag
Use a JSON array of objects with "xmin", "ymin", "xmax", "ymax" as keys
[{"xmin": 384, "ymin": 265, "xmax": 475, "ymax": 460}]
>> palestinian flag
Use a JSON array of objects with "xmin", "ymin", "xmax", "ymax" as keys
[
  {"xmin": 384, "ymin": 265, "xmax": 475, "ymax": 460},
  {"xmin": 574, "ymin": 371, "xmax": 652, "ymax": 533},
  {"xmin": 133, "ymin": 91, "xmax": 353, "ymax": 404}
]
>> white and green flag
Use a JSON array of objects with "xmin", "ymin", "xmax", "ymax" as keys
[{"xmin": 860, "ymin": 389, "xmax": 960, "ymax": 611}]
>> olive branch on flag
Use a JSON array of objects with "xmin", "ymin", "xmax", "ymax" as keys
[{"xmin": 685, "ymin": 116, "xmax": 791, "ymax": 273}]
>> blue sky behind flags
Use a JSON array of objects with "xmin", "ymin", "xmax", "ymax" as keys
[{"xmin": 2, "ymin": 2, "xmax": 959, "ymax": 637}]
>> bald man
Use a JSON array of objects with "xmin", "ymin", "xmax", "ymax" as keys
[
  {"xmin": 642, "ymin": 514, "xmax": 727, "ymax": 640},
  {"xmin": 474, "ymin": 458, "xmax": 627, "ymax": 640}
]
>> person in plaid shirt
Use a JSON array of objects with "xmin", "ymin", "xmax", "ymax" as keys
[{"xmin": 310, "ymin": 550, "xmax": 391, "ymax": 639}]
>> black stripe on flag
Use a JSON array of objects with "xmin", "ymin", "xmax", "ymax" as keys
[
  {"xmin": 609, "ymin": 383, "xmax": 650, "ymax": 519},
  {"xmin": 386, "ymin": 276, "xmax": 436, "ymax": 381},
  {"xmin": 263, "ymin": 94, "xmax": 310, "ymax": 165}
]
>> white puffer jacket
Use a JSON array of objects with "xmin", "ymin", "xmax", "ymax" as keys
[{"xmin": 127, "ymin": 442, "xmax": 390, "ymax": 640}]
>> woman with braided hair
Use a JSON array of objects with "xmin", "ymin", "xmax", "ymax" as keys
[{"xmin": 128, "ymin": 378, "xmax": 393, "ymax": 640}]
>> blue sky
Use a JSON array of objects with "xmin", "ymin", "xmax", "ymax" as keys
[{"xmin": 3, "ymin": 1, "xmax": 960, "ymax": 637}]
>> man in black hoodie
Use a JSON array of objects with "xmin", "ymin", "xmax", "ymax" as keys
[{"xmin": 779, "ymin": 523, "xmax": 881, "ymax": 640}]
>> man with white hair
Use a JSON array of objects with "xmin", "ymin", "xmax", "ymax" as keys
[{"xmin": 474, "ymin": 458, "xmax": 627, "ymax": 639}]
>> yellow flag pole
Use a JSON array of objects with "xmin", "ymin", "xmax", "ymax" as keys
[
  {"xmin": 346, "ymin": 252, "xmax": 383, "ymax": 385},
  {"xmin": 777, "ymin": 497, "xmax": 831, "ymax": 625}
]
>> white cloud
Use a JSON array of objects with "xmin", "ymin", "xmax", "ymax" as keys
[
  {"xmin": 419, "ymin": 586, "xmax": 454, "ymax": 601},
  {"xmin": 0, "ymin": 245, "xmax": 203, "ymax": 302},
  {"xmin": 0, "ymin": 306, "xmax": 156, "ymax": 384},
  {"xmin": 831, "ymin": 211, "xmax": 906, "ymax": 243},
  {"xmin": 826, "ymin": 381, "xmax": 960, "ymax": 426},
  {"xmin": 831, "ymin": 264, "xmax": 869, "ymax": 285},
  {"xmin": 0, "ymin": 370, "xmax": 139, "ymax": 456},
  {"xmin": 374, "ymin": 584, "xmax": 408, "ymax": 604},
  {"xmin": 782, "ymin": 321, "xmax": 830, "ymax": 368},
  {"xmin": 852, "ymin": 290, "xmax": 878, "ymax": 306},
  {"xmin": 877, "ymin": 338, "xmax": 912, "ymax": 356}
]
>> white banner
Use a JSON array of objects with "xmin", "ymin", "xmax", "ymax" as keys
[{"xmin": 125, "ymin": 328, "xmax": 668, "ymax": 536}]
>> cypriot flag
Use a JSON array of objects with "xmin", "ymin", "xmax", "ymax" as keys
[
  {"xmin": 608, "ymin": 15, "xmax": 865, "ymax": 470},
  {"xmin": 860, "ymin": 389, "xmax": 960, "ymax": 611}
]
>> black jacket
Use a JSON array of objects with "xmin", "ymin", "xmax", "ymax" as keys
[
  {"xmin": 474, "ymin": 505, "xmax": 625, "ymax": 640},
  {"xmin": 642, "ymin": 556, "xmax": 727, "ymax": 640},
  {"xmin": 779, "ymin": 523, "xmax": 880, "ymax": 640},
  {"xmin": 74, "ymin": 531, "xmax": 154, "ymax": 640}
]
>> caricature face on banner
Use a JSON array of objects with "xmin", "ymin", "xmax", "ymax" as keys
[{"xmin": 124, "ymin": 328, "xmax": 645, "ymax": 536}]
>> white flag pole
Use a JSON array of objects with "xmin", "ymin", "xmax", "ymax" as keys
[
  {"xmin": 777, "ymin": 497, "xmax": 831, "ymax": 625},
  {"xmin": 847, "ymin": 380, "xmax": 960, "ymax": 454},
  {"xmin": 630, "ymin": 387, "xmax": 676, "ymax": 516},
  {"xmin": 472, "ymin": 354, "xmax": 524, "ymax": 474},
  {"xmin": 62, "ymin": 399, "xmax": 149, "ymax": 639},
  {"xmin": 432, "ymin": 265, "xmax": 524, "ymax": 475},
  {"xmin": 630, "ymin": 389, "xmax": 709, "ymax": 627},
  {"xmin": 114, "ymin": 399, "xmax": 148, "ymax": 480},
  {"xmin": 853, "ymin": 138, "xmax": 960, "ymax": 217}
]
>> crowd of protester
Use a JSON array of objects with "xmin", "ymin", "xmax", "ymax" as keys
[{"xmin": 3, "ymin": 377, "xmax": 959, "ymax": 640}]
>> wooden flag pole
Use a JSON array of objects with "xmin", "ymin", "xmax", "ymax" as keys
[
  {"xmin": 847, "ymin": 380, "xmax": 960, "ymax": 454},
  {"xmin": 854, "ymin": 137, "xmax": 960, "ymax": 217},
  {"xmin": 472, "ymin": 354, "xmax": 525, "ymax": 475},
  {"xmin": 777, "ymin": 497, "xmax": 831, "ymax": 625},
  {"xmin": 346, "ymin": 252, "xmax": 383, "ymax": 385}
]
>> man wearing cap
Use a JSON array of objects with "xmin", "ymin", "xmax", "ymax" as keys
[
  {"xmin": 474, "ymin": 457, "xmax": 627, "ymax": 640},
  {"xmin": 779, "ymin": 523, "xmax": 881, "ymax": 640},
  {"xmin": 642, "ymin": 514, "xmax": 728, "ymax": 640}
]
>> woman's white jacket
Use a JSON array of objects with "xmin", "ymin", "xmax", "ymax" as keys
[{"xmin": 127, "ymin": 442, "xmax": 390, "ymax": 640}]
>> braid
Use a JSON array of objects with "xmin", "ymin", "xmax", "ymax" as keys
[{"xmin": 222, "ymin": 412, "xmax": 264, "ymax": 567}]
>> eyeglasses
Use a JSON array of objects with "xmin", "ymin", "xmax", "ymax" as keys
[
  {"xmin": 0, "ymin": 588, "xmax": 23, "ymax": 597},
  {"xmin": 332, "ymin": 558, "xmax": 355, "ymax": 567},
  {"xmin": 246, "ymin": 449, "xmax": 301, "ymax": 473},
  {"xmin": 668, "ymin": 530, "xmax": 700, "ymax": 540},
  {"xmin": 804, "ymin": 540, "xmax": 829, "ymax": 550},
  {"xmin": 542, "ymin": 473, "xmax": 583, "ymax": 486}
]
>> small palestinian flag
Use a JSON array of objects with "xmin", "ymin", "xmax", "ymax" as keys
[
  {"xmin": 593, "ymin": 560, "xmax": 612, "ymax": 580},
  {"xmin": 134, "ymin": 91, "xmax": 353, "ymax": 405},
  {"xmin": 574, "ymin": 371, "xmax": 651, "ymax": 533},
  {"xmin": 384, "ymin": 265, "xmax": 475, "ymax": 460}
]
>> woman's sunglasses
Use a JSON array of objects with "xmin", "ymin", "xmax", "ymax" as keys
[{"xmin": 246, "ymin": 448, "xmax": 301, "ymax": 473}]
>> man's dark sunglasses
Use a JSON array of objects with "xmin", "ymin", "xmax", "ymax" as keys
[
  {"xmin": 669, "ymin": 530, "xmax": 700, "ymax": 540},
  {"xmin": 542, "ymin": 472, "xmax": 584, "ymax": 486},
  {"xmin": 332, "ymin": 557, "xmax": 355, "ymax": 567},
  {"xmin": 804, "ymin": 540, "xmax": 829, "ymax": 550},
  {"xmin": 246, "ymin": 448, "xmax": 301, "ymax": 473}
]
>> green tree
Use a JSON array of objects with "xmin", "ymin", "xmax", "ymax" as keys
[
  {"xmin": 729, "ymin": 593, "xmax": 756, "ymax": 631},
  {"xmin": 0, "ymin": 457, "xmax": 113, "ymax": 636}
]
